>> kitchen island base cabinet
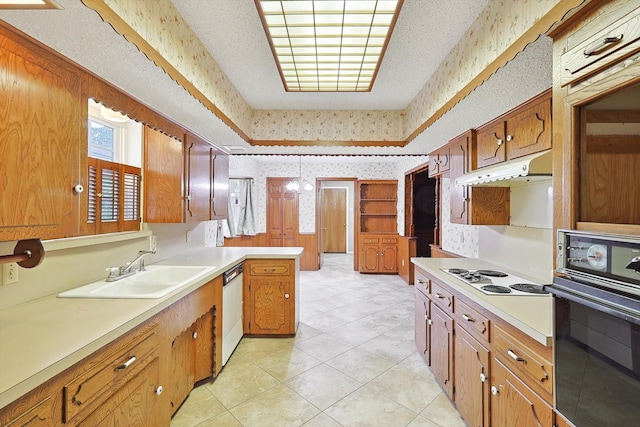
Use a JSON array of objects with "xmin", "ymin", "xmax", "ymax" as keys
[{"xmin": 244, "ymin": 259, "xmax": 298, "ymax": 335}]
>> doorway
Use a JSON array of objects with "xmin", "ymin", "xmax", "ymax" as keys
[
  {"xmin": 321, "ymin": 188, "xmax": 347, "ymax": 253},
  {"xmin": 405, "ymin": 166, "xmax": 438, "ymax": 257},
  {"xmin": 316, "ymin": 178, "xmax": 356, "ymax": 270}
]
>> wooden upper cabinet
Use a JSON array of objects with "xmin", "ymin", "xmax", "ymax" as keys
[
  {"xmin": 428, "ymin": 145, "xmax": 451, "ymax": 177},
  {"xmin": 144, "ymin": 126, "xmax": 184, "ymax": 223},
  {"xmin": 185, "ymin": 134, "xmax": 212, "ymax": 222},
  {"xmin": 0, "ymin": 30, "xmax": 83, "ymax": 241},
  {"xmin": 477, "ymin": 90, "xmax": 552, "ymax": 168},
  {"xmin": 449, "ymin": 132, "xmax": 473, "ymax": 224}
]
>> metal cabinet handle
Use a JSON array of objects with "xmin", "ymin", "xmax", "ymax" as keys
[
  {"xmin": 434, "ymin": 293, "xmax": 444, "ymax": 299},
  {"xmin": 155, "ymin": 385, "xmax": 163, "ymax": 396},
  {"xmin": 462, "ymin": 314, "xmax": 475, "ymax": 322},
  {"xmin": 115, "ymin": 355, "xmax": 136, "ymax": 371},
  {"xmin": 507, "ymin": 349, "xmax": 525, "ymax": 362},
  {"xmin": 491, "ymin": 386, "xmax": 499, "ymax": 396},
  {"xmin": 480, "ymin": 373, "xmax": 486, "ymax": 382},
  {"xmin": 285, "ymin": 293, "xmax": 290, "ymax": 299},
  {"xmin": 584, "ymin": 34, "xmax": 623, "ymax": 57},
  {"xmin": 427, "ymin": 319, "xmax": 432, "ymax": 325}
]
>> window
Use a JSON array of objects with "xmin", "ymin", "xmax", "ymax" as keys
[{"xmin": 87, "ymin": 100, "xmax": 142, "ymax": 234}]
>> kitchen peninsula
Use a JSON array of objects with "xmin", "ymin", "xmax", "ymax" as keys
[{"xmin": 0, "ymin": 247, "xmax": 302, "ymax": 426}]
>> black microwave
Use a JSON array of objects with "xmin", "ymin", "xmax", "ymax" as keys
[{"xmin": 556, "ymin": 229, "xmax": 640, "ymax": 296}]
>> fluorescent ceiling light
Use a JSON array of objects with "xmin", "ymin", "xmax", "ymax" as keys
[
  {"xmin": 0, "ymin": 0, "xmax": 61, "ymax": 9},
  {"xmin": 255, "ymin": 0, "xmax": 403, "ymax": 92}
]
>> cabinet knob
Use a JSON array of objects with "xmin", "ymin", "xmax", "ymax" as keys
[
  {"xmin": 491, "ymin": 386, "xmax": 499, "ymax": 396},
  {"xmin": 480, "ymin": 373, "xmax": 486, "ymax": 382},
  {"xmin": 506, "ymin": 134, "xmax": 513, "ymax": 142},
  {"xmin": 155, "ymin": 385, "xmax": 163, "ymax": 396},
  {"xmin": 496, "ymin": 139, "xmax": 503, "ymax": 146},
  {"xmin": 424, "ymin": 314, "xmax": 428, "ymax": 321},
  {"xmin": 73, "ymin": 184, "xmax": 84, "ymax": 194},
  {"xmin": 427, "ymin": 319, "xmax": 432, "ymax": 325},
  {"xmin": 192, "ymin": 332, "xmax": 198, "ymax": 339},
  {"xmin": 284, "ymin": 293, "xmax": 290, "ymax": 299}
]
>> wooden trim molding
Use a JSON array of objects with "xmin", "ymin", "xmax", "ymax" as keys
[{"xmin": 250, "ymin": 139, "xmax": 405, "ymax": 147}]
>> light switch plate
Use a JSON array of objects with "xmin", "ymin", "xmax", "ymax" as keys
[{"xmin": 149, "ymin": 235, "xmax": 157, "ymax": 252}]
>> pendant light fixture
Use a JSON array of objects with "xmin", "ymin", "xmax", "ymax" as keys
[{"xmin": 286, "ymin": 156, "xmax": 313, "ymax": 192}]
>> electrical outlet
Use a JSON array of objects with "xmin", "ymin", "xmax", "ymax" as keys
[
  {"xmin": 186, "ymin": 230, "xmax": 192, "ymax": 243},
  {"xmin": 149, "ymin": 235, "xmax": 157, "ymax": 252},
  {"xmin": 2, "ymin": 262, "xmax": 18, "ymax": 285}
]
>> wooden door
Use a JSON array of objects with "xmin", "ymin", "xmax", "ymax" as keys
[
  {"xmin": 1, "ymin": 40, "xmax": 82, "ymax": 240},
  {"xmin": 414, "ymin": 289, "xmax": 430, "ymax": 365},
  {"xmin": 455, "ymin": 326, "xmax": 490, "ymax": 427},
  {"xmin": 144, "ymin": 126, "xmax": 184, "ymax": 223},
  {"xmin": 267, "ymin": 178, "xmax": 299, "ymax": 247},
  {"xmin": 430, "ymin": 304, "xmax": 454, "ymax": 399},
  {"xmin": 322, "ymin": 188, "xmax": 347, "ymax": 252},
  {"xmin": 185, "ymin": 134, "xmax": 211, "ymax": 222}
]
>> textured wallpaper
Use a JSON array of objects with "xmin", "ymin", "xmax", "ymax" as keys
[
  {"xmin": 89, "ymin": 0, "xmax": 562, "ymax": 144},
  {"xmin": 440, "ymin": 177, "xmax": 479, "ymax": 258}
]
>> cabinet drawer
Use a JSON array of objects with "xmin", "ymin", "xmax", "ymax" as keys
[
  {"xmin": 63, "ymin": 327, "xmax": 158, "ymax": 423},
  {"xmin": 455, "ymin": 299, "xmax": 490, "ymax": 344},
  {"xmin": 248, "ymin": 263, "xmax": 291, "ymax": 275},
  {"xmin": 361, "ymin": 237, "xmax": 380, "ymax": 244},
  {"xmin": 414, "ymin": 269, "xmax": 430, "ymax": 296},
  {"xmin": 493, "ymin": 325, "xmax": 553, "ymax": 400},
  {"xmin": 380, "ymin": 237, "xmax": 397, "ymax": 244},
  {"xmin": 430, "ymin": 281, "xmax": 454, "ymax": 314},
  {"xmin": 1, "ymin": 396, "xmax": 53, "ymax": 426},
  {"xmin": 561, "ymin": 7, "xmax": 640, "ymax": 86}
]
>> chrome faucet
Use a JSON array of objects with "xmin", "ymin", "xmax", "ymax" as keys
[{"xmin": 106, "ymin": 249, "xmax": 156, "ymax": 282}]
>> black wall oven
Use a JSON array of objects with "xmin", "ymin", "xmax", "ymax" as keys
[{"xmin": 546, "ymin": 230, "xmax": 640, "ymax": 427}]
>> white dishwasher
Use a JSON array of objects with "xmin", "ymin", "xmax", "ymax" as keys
[{"xmin": 222, "ymin": 262, "xmax": 243, "ymax": 366}]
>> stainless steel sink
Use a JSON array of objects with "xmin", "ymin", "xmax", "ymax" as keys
[{"xmin": 58, "ymin": 265, "xmax": 216, "ymax": 299}]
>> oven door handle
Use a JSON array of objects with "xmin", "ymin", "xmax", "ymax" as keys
[{"xmin": 547, "ymin": 282, "xmax": 640, "ymax": 326}]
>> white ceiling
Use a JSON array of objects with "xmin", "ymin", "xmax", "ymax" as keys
[{"xmin": 0, "ymin": 0, "xmax": 553, "ymax": 156}]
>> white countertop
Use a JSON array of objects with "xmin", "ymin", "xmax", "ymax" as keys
[
  {"xmin": 0, "ymin": 246, "xmax": 303, "ymax": 409},
  {"xmin": 411, "ymin": 257, "xmax": 553, "ymax": 346}
]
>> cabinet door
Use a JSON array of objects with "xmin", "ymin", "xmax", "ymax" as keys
[
  {"xmin": 144, "ymin": 126, "xmax": 184, "ymax": 223},
  {"xmin": 360, "ymin": 244, "xmax": 379, "ymax": 272},
  {"xmin": 490, "ymin": 358, "xmax": 553, "ymax": 427},
  {"xmin": 379, "ymin": 245, "xmax": 397, "ymax": 272},
  {"xmin": 414, "ymin": 289, "xmax": 430, "ymax": 365},
  {"xmin": 449, "ymin": 133, "xmax": 471, "ymax": 224},
  {"xmin": 428, "ymin": 146, "xmax": 451, "ymax": 177},
  {"xmin": 505, "ymin": 97, "xmax": 551, "ymax": 160},
  {"xmin": 430, "ymin": 304, "xmax": 454, "ymax": 399},
  {"xmin": 193, "ymin": 310, "xmax": 214, "ymax": 383},
  {"xmin": 455, "ymin": 327, "xmax": 490, "ymax": 427},
  {"xmin": 211, "ymin": 150, "xmax": 229, "ymax": 219},
  {"xmin": 476, "ymin": 120, "xmax": 506, "ymax": 168},
  {"xmin": 0, "ymin": 40, "xmax": 82, "ymax": 240},
  {"xmin": 247, "ymin": 277, "xmax": 291, "ymax": 334},
  {"xmin": 185, "ymin": 134, "xmax": 212, "ymax": 222},
  {"xmin": 169, "ymin": 329, "xmax": 195, "ymax": 414}
]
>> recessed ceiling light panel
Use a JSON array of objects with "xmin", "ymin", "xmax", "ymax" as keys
[
  {"xmin": 0, "ymin": 0, "xmax": 61, "ymax": 9},
  {"xmin": 255, "ymin": 0, "xmax": 403, "ymax": 92}
]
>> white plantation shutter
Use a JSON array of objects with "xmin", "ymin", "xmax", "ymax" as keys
[{"xmin": 87, "ymin": 158, "xmax": 140, "ymax": 233}]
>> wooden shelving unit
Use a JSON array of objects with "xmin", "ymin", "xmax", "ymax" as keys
[{"xmin": 358, "ymin": 180, "xmax": 398, "ymax": 234}]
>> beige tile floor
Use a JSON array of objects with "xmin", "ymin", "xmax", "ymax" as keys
[{"xmin": 171, "ymin": 253, "xmax": 465, "ymax": 427}]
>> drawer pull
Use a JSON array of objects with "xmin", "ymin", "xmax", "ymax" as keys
[
  {"xmin": 462, "ymin": 314, "xmax": 475, "ymax": 322},
  {"xmin": 434, "ymin": 293, "xmax": 444, "ymax": 299},
  {"xmin": 583, "ymin": 34, "xmax": 623, "ymax": 57},
  {"xmin": 417, "ymin": 279, "xmax": 426, "ymax": 284},
  {"xmin": 115, "ymin": 355, "xmax": 136, "ymax": 371},
  {"xmin": 507, "ymin": 349, "xmax": 525, "ymax": 363}
]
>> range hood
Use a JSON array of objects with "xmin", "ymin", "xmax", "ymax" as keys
[{"xmin": 455, "ymin": 149, "xmax": 552, "ymax": 186}]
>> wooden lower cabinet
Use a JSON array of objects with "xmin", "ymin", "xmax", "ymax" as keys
[
  {"xmin": 244, "ymin": 259, "xmax": 297, "ymax": 335},
  {"xmin": 430, "ymin": 304, "xmax": 454, "ymax": 399},
  {"xmin": 490, "ymin": 358, "xmax": 553, "ymax": 427},
  {"xmin": 454, "ymin": 326, "xmax": 490, "ymax": 427},
  {"xmin": 0, "ymin": 278, "xmax": 222, "ymax": 427},
  {"xmin": 358, "ymin": 235, "xmax": 398, "ymax": 273},
  {"xmin": 414, "ymin": 287, "xmax": 431, "ymax": 365}
]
